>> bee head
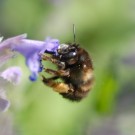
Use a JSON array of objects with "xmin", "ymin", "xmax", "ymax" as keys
[{"xmin": 57, "ymin": 43, "xmax": 79, "ymax": 65}]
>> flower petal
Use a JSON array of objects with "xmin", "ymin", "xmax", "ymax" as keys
[
  {"xmin": 0, "ymin": 67, "xmax": 22, "ymax": 85},
  {"xmin": 12, "ymin": 37, "xmax": 59, "ymax": 57},
  {"xmin": 12, "ymin": 39, "xmax": 44, "ymax": 57},
  {"xmin": 0, "ymin": 34, "xmax": 26, "ymax": 62},
  {"xmin": 0, "ymin": 34, "xmax": 27, "ymax": 52}
]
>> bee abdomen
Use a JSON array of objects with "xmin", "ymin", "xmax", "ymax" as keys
[
  {"xmin": 60, "ymin": 77, "xmax": 94, "ymax": 101},
  {"xmin": 60, "ymin": 90, "xmax": 90, "ymax": 101}
]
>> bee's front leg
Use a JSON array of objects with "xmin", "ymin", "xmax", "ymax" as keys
[
  {"xmin": 42, "ymin": 55, "xmax": 65, "ymax": 69},
  {"xmin": 42, "ymin": 76, "xmax": 73, "ymax": 93}
]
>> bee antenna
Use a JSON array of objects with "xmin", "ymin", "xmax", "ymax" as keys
[{"xmin": 73, "ymin": 24, "xmax": 76, "ymax": 43}]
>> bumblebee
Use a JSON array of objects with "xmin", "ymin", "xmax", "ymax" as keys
[
  {"xmin": 42, "ymin": 42, "xmax": 94, "ymax": 101},
  {"xmin": 42, "ymin": 24, "xmax": 94, "ymax": 101}
]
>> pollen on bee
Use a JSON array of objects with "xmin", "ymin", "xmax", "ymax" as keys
[
  {"xmin": 53, "ymin": 83, "xmax": 69, "ymax": 93},
  {"xmin": 83, "ymin": 69, "xmax": 93, "ymax": 82}
]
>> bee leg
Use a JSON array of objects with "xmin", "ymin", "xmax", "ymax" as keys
[
  {"xmin": 42, "ymin": 75, "xmax": 73, "ymax": 93},
  {"xmin": 44, "ymin": 68, "xmax": 69, "ymax": 76},
  {"xmin": 42, "ymin": 55, "xmax": 65, "ymax": 69}
]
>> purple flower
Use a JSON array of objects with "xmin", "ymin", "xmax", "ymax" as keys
[
  {"xmin": 13, "ymin": 37, "xmax": 59, "ymax": 81},
  {"xmin": 0, "ymin": 34, "xmax": 60, "ymax": 81},
  {"xmin": 0, "ymin": 34, "xmax": 60, "ymax": 112},
  {"xmin": 0, "ymin": 67, "xmax": 22, "ymax": 85}
]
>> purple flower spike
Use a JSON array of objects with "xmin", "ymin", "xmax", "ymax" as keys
[
  {"xmin": 0, "ymin": 34, "xmax": 60, "ymax": 81},
  {"xmin": 12, "ymin": 37, "xmax": 60, "ymax": 81}
]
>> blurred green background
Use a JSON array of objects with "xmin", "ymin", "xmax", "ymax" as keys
[{"xmin": 1, "ymin": 0, "xmax": 135, "ymax": 135}]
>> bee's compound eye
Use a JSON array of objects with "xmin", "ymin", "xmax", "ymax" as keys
[{"xmin": 68, "ymin": 52, "xmax": 77, "ymax": 58}]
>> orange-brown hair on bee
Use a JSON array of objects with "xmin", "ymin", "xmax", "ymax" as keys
[{"xmin": 42, "ymin": 43, "xmax": 94, "ymax": 101}]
